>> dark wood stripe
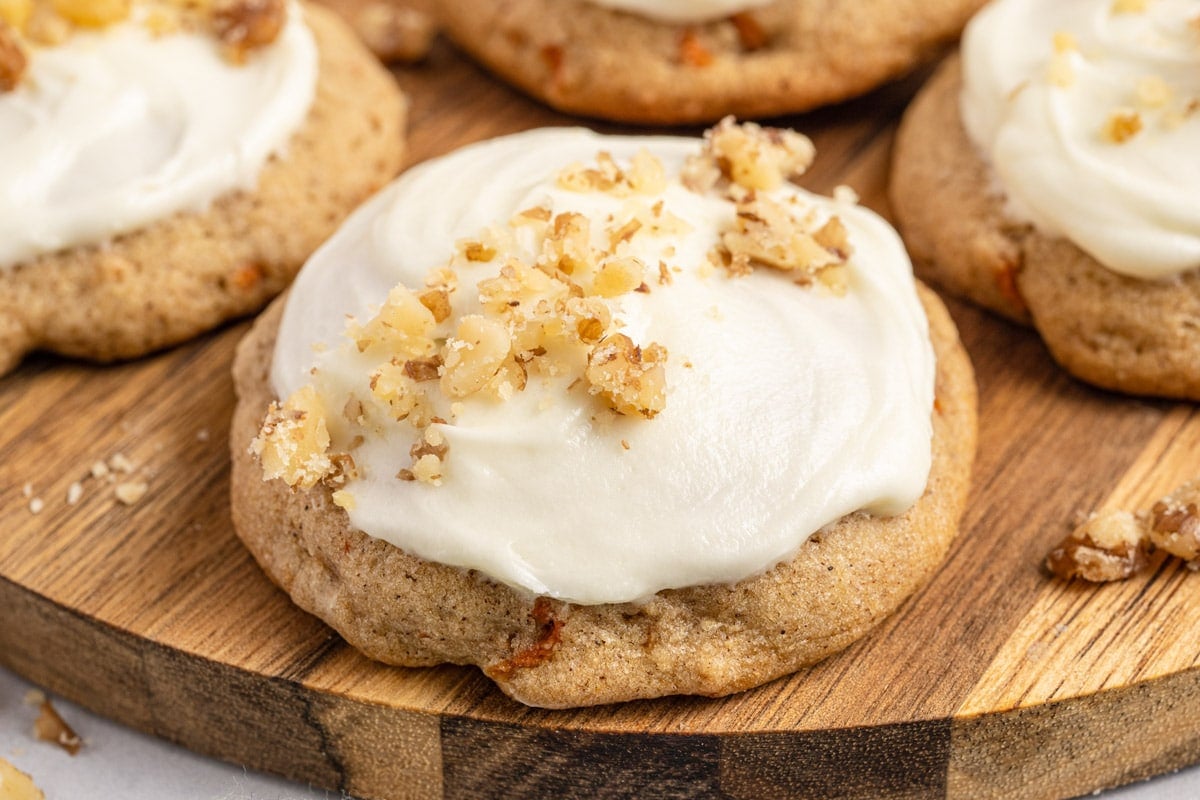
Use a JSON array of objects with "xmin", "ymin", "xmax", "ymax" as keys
[{"xmin": 441, "ymin": 717, "xmax": 723, "ymax": 800}]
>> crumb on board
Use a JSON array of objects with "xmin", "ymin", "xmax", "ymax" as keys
[
  {"xmin": 30, "ymin": 695, "xmax": 82, "ymax": 756},
  {"xmin": 24, "ymin": 450, "xmax": 150, "ymax": 515},
  {"xmin": 1046, "ymin": 479, "xmax": 1200, "ymax": 581}
]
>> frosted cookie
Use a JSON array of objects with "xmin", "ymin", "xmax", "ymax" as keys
[
  {"xmin": 0, "ymin": 0, "xmax": 406, "ymax": 377},
  {"xmin": 892, "ymin": 0, "xmax": 1200, "ymax": 399},
  {"xmin": 437, "ymin": 0, "xmax": 987, "ymax": 124},
  {"xmin": 230, "ymin": 121, "xmax": 977, "ymax": 708}
]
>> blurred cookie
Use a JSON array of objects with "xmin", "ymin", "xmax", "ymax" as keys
[
  {"xmin": 438, "ymin": 0, "xmax": 986, "ymax": 123},
  {"xmin": 892, "ymin": 0, "xmax": 1200, "ymax": 398},
  {"xmin": 0, "ymin": 1, "xmax": 406, "ymax": 376}
]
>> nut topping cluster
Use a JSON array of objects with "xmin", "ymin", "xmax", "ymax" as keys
[
  {"xmin": 0, "ymin": 0, "xmax": 286, "ymax": 92},
  {"xmin": 254, "ymin": 120, "xmax": 859, "ymax": 500},
  {"xmin": 1046, "ymin": 480, "xmax": 1200, "ymax": 581}
]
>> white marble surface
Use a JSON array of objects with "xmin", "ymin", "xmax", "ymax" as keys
[{"xmin": 1, "ymin": 665, "xmax": 1197, "ymax": 799}]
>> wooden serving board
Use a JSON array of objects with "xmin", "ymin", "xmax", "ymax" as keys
[{"xmin": 3, "ymin": 18, "xmax": 1200, "ymax": 800}]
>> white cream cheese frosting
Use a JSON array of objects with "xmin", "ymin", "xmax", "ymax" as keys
[
  {"xmin": 579, "ymin": 0, "xmax": 774, "ymax": 24},
  {"xmin": 270, "ymin": 128, "xmax": 936, "ymax": 606},
  {"xmin": 0, "ymin": 2, "xmax": 318, "ymax": 270},
  {"xmin": 960, "ymin": 0, "xmax": 1200, "ymax": 279}
]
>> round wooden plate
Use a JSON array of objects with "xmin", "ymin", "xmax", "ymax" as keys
[{"xmin": 2, "ymin": 24, "xmax": 1199, "ymax": 800}]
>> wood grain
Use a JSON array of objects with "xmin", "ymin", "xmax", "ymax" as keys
[{"xmin": 1, "ymin": 19, "xmax": 1198, "ymax": 800}]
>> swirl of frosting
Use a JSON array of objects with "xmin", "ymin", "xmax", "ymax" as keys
[
  {"xmin": 578, "ymin": 0, "xmax": 774, "ymax": 24},
  {"xmin": 271, "ymin": 129, "xmax": 936, "ymax": 605},
  {"xmin": 0, "ymin": 2, "xmax": 317, "ymax": 270},
  {"xmin": 960, "ymin": 0, "xmax": 1200, "ymax": 279}
]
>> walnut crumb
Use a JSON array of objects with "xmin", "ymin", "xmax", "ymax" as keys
[
  {"xmin": 683, "ymin": 117, "xmax": 815, "ymax": 193},
  {"xmin": 114, "ymin": 480, "xmax": 148, "ymax": 505},
  {"xmin": 352, "ymin": 3, "xmax": 436, "ymax": 63},
  {"xmin": 0, "ymin": 21, "xmax": 26, "ymax": 93},
  {"xmin": 718, "ymin": 196, "xmax": 853, "ymax": 283},
  {"xmin": 1149, "ymin": 481, "xmax": 1200, "ymax": 562},
  {"xmin": 1102, "ymin": 108, "xmax": 1143, "ymax": 143},
  {"xmin": 213, "ymin": 0, "xmax": 285, "ymax": 63},
  {"xmin": 1045, "ymin": 510, "xmax": 1148, "ymax": 582},
  {"xmin": 585, "ymin": 333, "xmax": 667, "ymax": 419},
  {"xmin": 33, "ymin": 696, "xmax": 82, "ymax": 756},
  {"xmin": 557, "ymin": 150, "xmax": 667, "ymax": 197},
  {"xmin": 1047, "ymin": 479, "xmax": 1200, "ymax": 581}
]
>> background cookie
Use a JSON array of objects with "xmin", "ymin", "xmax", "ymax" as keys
[
  {"xmin": 229, "ymin": 284, "xmax": 976, "ymax": 709},
  {"xmin": 892, "ymin": 58, "xmax": 1200, "ymax": 400},
  {"xmin": 0, "ymin": 3, "xmax": 406, "ymax": 378},
  {"xmin": 437, "ymin": 0, "xmax": 986, "ymax": 124}
]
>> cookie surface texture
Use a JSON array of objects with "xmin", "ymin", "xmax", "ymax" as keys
[
  {"xmin": 892, "ymin": 58, "xmax": 1200, "ymax": 400},
  {"xmin": 437, "ymin": 0, "xmax": 985, "ymax": 123},
  {"xmin": 230, "ymin": 285, "xmax": 976, "ymax": 709},
  {"xmin": 0, "ymin": 3, "xmax": 406, "ymax": 377}
]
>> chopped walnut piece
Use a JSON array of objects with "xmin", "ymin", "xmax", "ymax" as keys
[
  {"xmin": 251, "ymin": 385, "xmax": 333, "ymax": 489},
  {"xmin": 540, "ymin": 212, "xmax": 597, "ymax": 278},
  {"xmin": 441, "ymin": 315, "xmax": 512, "ymax": 398},
  {"xmin": 1046, "ymin": 479, "xmax": 1200, "ymax": 582},
  {"xmin": 1102, "ymin": 108, "xmax": 1143, "ymax": 143},
  {"xmin": 684, "ymin": 117, "xmax": 815, "ymax": 193},
  {"xmin": 352, "ymin": 3, "xmax": 436, "ymax": 63},
  {"xmin": 370, "ymin": 359, "xmax": 432, "ymax": 424},
  {"xmin": 585, "ymin": 333, "xmax": 668, "ymax": 419},
  {"xmin": 557, "ymin": 150, "xmax": 667, "ymax": 197},
  {"xmin": 418, "ymin": 288, "xmax": 452, "ymax": 323},
  {"xmin": 325, "ymin": 452, "xmax": 358, "ymax": 488},
  {"xmin": 722, "ymin": 196, "xmax": 851, "ymax": 279},
  {"xmin": 350, "ymin": 285, "xmax": 437, "ymax": 357},
  {"xmin": 1046, "ymin": 510, "xmax": 1149, "ymax": 582},
  {"xmin": 403, "ymin": 355, "xmax": 443, "ymax": 382},
  {"xmin": 0, "ymin": 21, "xmax": 25, "ymax": 92},
  {"xmin": 213, "ymin": 0, "xmax": 284, "ymax": 62},
  {"xmin": 1149, "ymin": 481, "xmax": 1200, "ymax": 562},
  {"xmin": 460, "ymin": 239, "xmax": 497, "ymax": 262},
  {"xmin": 592, "ymin": 256, "xmax": 646, "ymax": 298},
  {"xmin": 33, "ymin": 696, "xmax": 82, "ymax": 755},
  {"xmin": 410, "ymin": 426, "xmax": 448, "ymax": 461}
]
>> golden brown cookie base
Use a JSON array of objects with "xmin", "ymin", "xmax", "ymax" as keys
[
  {"xmin": 0, "ymin": 3, "xmax": 406, "ymax": 378},
  {"xmin": 437, "ymin": 0, "xmax": 985, "ymax": 124},
  {"xmin": 229, "ymin": 284, "xmax": 977, "ymax": 709},
  {"xmin": 892, "ymin": 58, "xmax": 1200, "ymax": 400}
]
